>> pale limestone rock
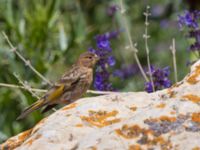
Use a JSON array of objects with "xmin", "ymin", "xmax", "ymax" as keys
[{"xmin": 1, "ymin": 61, "xmax": 200, "ymax": 150}]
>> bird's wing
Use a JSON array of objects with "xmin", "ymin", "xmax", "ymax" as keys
[
  {"xmin": 17, "ymin": 66, "xmax": 82, "ymax": 120},
  {"xmin": 43, "ymin": 66, "xmax": 82, "ymax": 103},
  {"xmin": 59, "ymin": 65, "xmax": 81, "ymax": 83}
]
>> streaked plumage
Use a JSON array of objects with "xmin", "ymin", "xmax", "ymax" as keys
[{"xmin": 17, "ymin": 52, "xmax": 99, "ymax": 120}]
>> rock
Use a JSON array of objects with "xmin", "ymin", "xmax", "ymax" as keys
[{"xmin": 1, "ymin": 60, "xmax": 200, "ymax": 150}]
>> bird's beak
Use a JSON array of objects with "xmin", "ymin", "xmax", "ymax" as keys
[{"xmin": 94, "ymin": 54, "xmax": 100, "ymax": 61}]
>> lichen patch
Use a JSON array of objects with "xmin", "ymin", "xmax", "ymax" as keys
[
  {"xmin": 147, "ymin": 136, "xmax": 172, "ymax": 150},
  {"xmin": 18, "ymin": 129, "xmax": 32, "ymax": 141},
  {"xmin": 75, "ymin": 124, "xmax": 83, "ymax": 127},
  {"xmin": 62, "ymin": 103, "xmax": 77, "ymax": 111},
  {"xmin": 115, "ymin": 124, "xmax": 172, "ymax": 149},
  {"xmin": 156, "ymin": 103, "xmax": 166, "ymax": 108},
  {"xmin": 0, "ymin": 129, "xmax": 32, "ymax": 150},
  {"xmin": 182, "ymin": 94, "xmax": 200, "ymax": 103},
  {"xmin": 81, "ymin": 110, "xmax": 121, "ymax": 128},
  {"xmin": 89, "ymin": 146, "xmax": 97, "ymax": 150},
  {"xmin": 115, "ymin": 124, "xmax": 146, "ymax": 139},
  {"xmin": 144, "ymin": 115, "xmax": 188, "ymax": 136},
  {"xmin": 193, "ymin": 147, "xmax": 200, "ymax": 150},
  {"xmin": 191, "ymin": 112, "xmax": 200, "ymax": 123},
  {"xmin": 170, "ymin": 111, "xmax": 176, "ymax": 115},
  {"xmin": 187, "ymin": 64, "xmax": 200, "ymax": 84},
  {"xmin": 129, "ymin": 105, "xmax": 137, "ymax": 112},
  {"xmin": 129, "ymin": 144, "xmax": 142, "ymax": 150},
  {"xmin": 159, "ymin": 116, "xmax": 177, "ymax": 122},
  {"xmin": 167, "ymin": 89, "xmax": 176, "ymax": 98},
  {"xmin": 24, "ymin": 134, "xmax": 42, "ymax": 146}
]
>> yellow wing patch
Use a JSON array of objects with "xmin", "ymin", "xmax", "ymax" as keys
[{"xmin": 47, "ymin": 84, "xmax": 65, "ymax": 101}]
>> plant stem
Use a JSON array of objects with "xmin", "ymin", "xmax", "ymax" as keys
[
  {"xmin": 0, "ymin": 82, "xmax": 114, "ymax": 95},
  {"xmin": 144, "ymin": 6, "xmax": 155, "ymax": 92},
  {"xmin": 119, "ymin": 0, "xmax": 149, "ymax": 82},
  {"xmin": 2, "ymin": 32, "xmax": 53, "ymax": 86},
  {"xmin": 170, "ymin": 38, "xmax": 178, "ymax": 83},
  {"xmin": 0, "ymin": 83, "xmax": 47, "ymax": 93},
  {"xmin": 13, "ymin": 73, "xmax": 41, "ymax": 99}
]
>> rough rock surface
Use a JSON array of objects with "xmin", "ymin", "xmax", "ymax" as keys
[{"xmin": 1, "ymin": 61, "xmax": 200, "ymax": 150}]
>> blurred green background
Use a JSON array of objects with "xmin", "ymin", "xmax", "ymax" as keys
[{"xmin": 0, "ymin": 0, "xmax": 193, "ymax": 142}]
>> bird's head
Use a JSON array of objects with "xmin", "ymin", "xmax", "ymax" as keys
[{"xmin": 77, "ymin": 52, "xmax": 100, "ymax": 68}]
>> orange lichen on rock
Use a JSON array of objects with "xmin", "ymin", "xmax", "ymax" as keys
[
  {"xmin": 129, "ymin": 144, "xmax": 142, "ymax": 150},
  {"xmin": 81, "ymin": 110, "xmax": 121, "ymax": 128},
  {"xmin": 62, "ymin": 103, "xmax": 77, "ymax": 111},
  {"xmin": 129, "ymin": 105, "xmax": 137, "ymax": 112},
  {"xmin": 146, "ymin": 116, "xmax": 177, "ymax": 123},
  {"xmin": 0, "ymin": 128, "xmax": 32, "ymax": 150},
  {"xmin": 24, "ymin": 134, "xmax": 42, "ymax": 146},
  {"xmin": 116, "ymin": 124, "xmax": 172, "ymax": 149},
  {"xmin": 115, "ymin": 125, "xmax": 146, "ymax": 139},
  {"xmin": 149, "ymin": 136, "xmax": 166, "ymax": 145},
  {"xmin": 182, "ymin": 94, "xmax": 200, "ymax": 103},
  {"xmin": 187, "ymin": 65, "xmax": 200, "ymax": 84},
  {"xmin": 24, "ymin": 139, "xmax": 34, "ymax": 146},
  {"xmin": 18, "ymin": 129, "xmax": 32, "ymax": 141},
  {"xmin": 148, "ymin": 136, "xmax": 172, "ymax": 150},
  {"xmin": 159, "ymin": 116, "xmax": 177, "ymax": 122},
  {"xmin": 90, "ymin": 146, "xmax": 97, "ymax": 150},
  {"xmin": 167, "ymin": 89, "xmax": 176, "ymax": 98},
  {"xmin": 75, "ymin": 124, "xmax": 83, "ymax": 127},
  {"xmin": 156, "ymin": 103, "xmax": 166, "ymax": 108},
  {"xmin": 170, "ymin": 111, "xmax": 176, "ymax": 115},
  {"xmin": 191, "ymin": 112, "xmax": 200, "ymax": 123},
  {"xmin": 193, "ymin": 147, "xmax": 200, "ymax": 150}
]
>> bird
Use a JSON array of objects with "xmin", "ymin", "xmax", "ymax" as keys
[{"xmin": 17, "ymin": 52, "xmax": 99, "ymax": 120}]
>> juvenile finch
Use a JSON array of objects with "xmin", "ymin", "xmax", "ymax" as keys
[{"xmin": 17, "ymin": 52, "xmax": 99, "ymax": 120}]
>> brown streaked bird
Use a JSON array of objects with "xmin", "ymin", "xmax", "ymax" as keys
[{"xmin": 17, "ymin": 52, "xmax": 99, "ymax": 120}]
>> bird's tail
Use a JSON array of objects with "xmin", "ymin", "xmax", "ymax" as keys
[{"xmin": 17, "ymin": 100, "xmax": 46, "ymax": 120}]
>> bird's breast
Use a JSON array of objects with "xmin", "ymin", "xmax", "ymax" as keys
[
  {"xmin": 80, "ymin": 68, "xmax": 93, "ymax": 83},
  {"xmin": 61, "ymin": 68, "xmax": 93, "ymax": 103}
]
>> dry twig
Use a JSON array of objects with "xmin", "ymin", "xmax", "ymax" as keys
[
  {"xmin": 13, "ymin": 73, "xmax": 41, "ymax": 99},
  {"xmin": 2, "ymin": 32, "xmax": 53, "ymax": 86},
  {"xmin": 170, "ymin": 38, "xmax": 178, "ymax": 82},
  {"xmin": 143, "ymin": 6, "xmax": 155, "ymax": 92},
  {"xmin": 0, "ymin": 82, "xmax": 114, "ymax": 95},
  {"xmin": 119, "ymin": 0, "xmax": 149, "ymax": 82}
]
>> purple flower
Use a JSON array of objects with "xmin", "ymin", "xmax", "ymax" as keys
[
  {"xmin": 107, "ymin": 56, "xmax": 116, "ymax": 66},
  {"xmin": 96, "ymin": 35, "xmax": 111, "ymax": 51},
  {"xmin": 151, "ymin": 5, "xmax": 164, "ymax": 18},
  {"xmin": 104, "ymin": 30, "xmax": 120, "ymax": 39},
  {"xmin": 145, "ymin": 82, "xmax": 154, "ymax": 93},
  {"xmin": 107, "ymin": 4, "xmax": 119, "ymax": 17},
  {"xmin": 88, "ymin": 47, "xmax": 96, "ymax": 54},
  {"xmin": 88, "ymin": 30, "xmax": 120, "ymax": 91},
  {"xmin": 178, "ymin": 10, "xmax": 200, "ymax": 29},
  {"xmin": 178, "ymin": 10, "xmax": 200, "ymax": 53},
  {"xmin": 94, "ymin": 70, "xmax": 113, "ymax": 91},
  {"xmin": 189, "ymin": 30, "xmax": 200, "ymax": 51},
  {"xmin": 145, "ymin": 66, "xmax": 171, "ymax": 93},
  {"xmin": 113, "ymin": 64, "xmax": 139, "ymax": 79}
]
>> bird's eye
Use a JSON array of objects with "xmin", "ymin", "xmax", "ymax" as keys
[{"xmin": 88, "ymin": 56, "xmax": 92, "ymax": 59}]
